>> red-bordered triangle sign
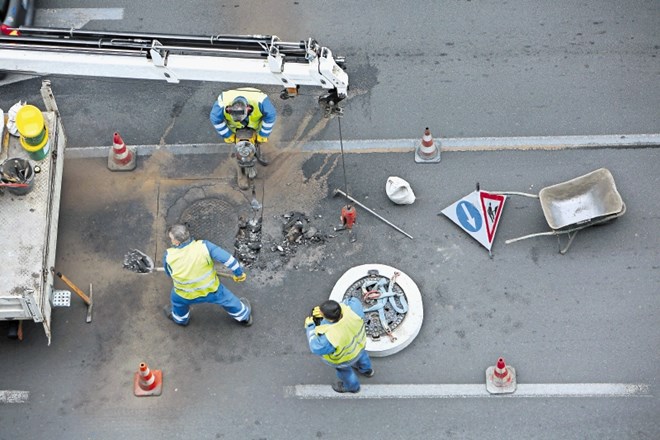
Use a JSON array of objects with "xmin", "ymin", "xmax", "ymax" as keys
[{"xmin": 479, "ymin": 191, "xmax": 506, "ymax": 243}]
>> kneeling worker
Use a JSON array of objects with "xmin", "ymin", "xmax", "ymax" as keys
[{"xmin": 305, "ymin": 298, "xmax": 374, "ymax": 393}]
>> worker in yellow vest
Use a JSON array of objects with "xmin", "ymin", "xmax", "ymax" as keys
[
  {"xmin": 210, "ymin": 87, "xmax": 277, "ymax": 165},
  {"xmin": 305, "ymin": 298, "xmax": 374, "ymax": 393},
  {"xmin": 163, "ymin": 224, "xmax": 252, "ymax": 327}
]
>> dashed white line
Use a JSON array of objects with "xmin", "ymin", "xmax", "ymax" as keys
[
  {"xmin": 35, "ymin": 8, "xmax": 124, "ymax": 28},
  {"xmin": 286, "ymin": 383, "xmax": 651, "ymax": 399},
  {"xmin": 0, "ymin": 390, "xmax": 29, "ymax": 404}
]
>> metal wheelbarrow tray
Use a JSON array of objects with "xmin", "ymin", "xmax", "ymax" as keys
[{"xmin": 506, "ymin": 168, "xmax": 626, "ymax": 254}]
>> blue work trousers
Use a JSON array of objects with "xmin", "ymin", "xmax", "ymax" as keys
[
  {"xmin": 332, "ymin": 349, "xmax": 372, "ymax": 392},
  {"xmin": 170, "ymin": 284, "xmax": 249, "ymax": 325}
]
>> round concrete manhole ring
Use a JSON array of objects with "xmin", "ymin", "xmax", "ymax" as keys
[
  {"xmin": 329, "ymin": 264, "xmax": 423, "ymax": 357},
  {"xmin": 179, "ymin": 198, "xmax": 238, "ymax": 251}
]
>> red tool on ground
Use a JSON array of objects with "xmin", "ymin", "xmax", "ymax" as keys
[{"xmin": 334, "ymin": 204, "xmax": 357, "ymax": 242}]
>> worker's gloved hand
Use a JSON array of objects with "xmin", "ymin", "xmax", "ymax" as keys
[
  {"xmin": 256, "ymin": 135, "xmax": 268, "ymax": 143},
  {"xmin": 224, "ymin": 133, "xmax": 236, "ymax": 144},
  {"xmin": 304, "ymin": 316, "xmax": 315, "ymax": 328},
  {"xmin": 312, "ymin": 306, "xmax": 323, "ymax": 319},
  {"xmin": 232, "ymin": 273, "xmax": 247, "ymax": 283}
]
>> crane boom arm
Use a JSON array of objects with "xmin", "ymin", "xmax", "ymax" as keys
[{"xmin": 0, "ymin": 27, "xmax": 348, "ymax": 115}]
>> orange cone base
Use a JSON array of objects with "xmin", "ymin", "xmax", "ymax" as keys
[
  {"xmin": 108, "ymin": 146, "xmax": 137, "ymax": 171},
  {"xmin": 414, "ymin": 144, "xmax": 441, "ymax": 163},
  {"xmin": 485, "ymin": 365, "xmax": 516, "ymax": 394},
  {"xmin": 133, "ymin": 369, "xmax": 163, "ymax": 397}
]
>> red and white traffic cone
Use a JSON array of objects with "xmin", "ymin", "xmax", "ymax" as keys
[
  {"xmin": 108, "ymin": 131, "xmax": 137, "ymax": 171},
  {"xmin": 415, "ymin": 127, "xmax": 441, "ymax": 163},
  {"xmin": 133, "ymin": 362, "xmax": 163, "ymax": 397},
  {"xmin": 486, "ymin": 357, "xmax": 517, "ymax": 394}
]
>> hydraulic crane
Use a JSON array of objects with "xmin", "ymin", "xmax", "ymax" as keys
[{"xmin": 0, "ymin": 26, "xmax": 348, "ymax": 115}]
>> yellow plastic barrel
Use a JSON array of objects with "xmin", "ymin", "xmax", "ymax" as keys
[{"xmin": 16, "ymin": 105, "xmax": 50, "ymax": 161}]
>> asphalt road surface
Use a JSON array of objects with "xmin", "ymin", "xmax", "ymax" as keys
[{"xmin": 1, "ymin": 2, "xmax": 658, "ymax": 440}]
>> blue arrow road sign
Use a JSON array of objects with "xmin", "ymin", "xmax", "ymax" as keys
[{"xmin": 456, "ymin": 201, "xmax": 482, "ymax": 232}]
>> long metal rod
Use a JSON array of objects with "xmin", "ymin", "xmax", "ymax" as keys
[{"xmin": 334, "ymin": 189, "xmax": 414, "ymax": 240}]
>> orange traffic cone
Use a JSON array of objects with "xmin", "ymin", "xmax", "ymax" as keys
[
  {"xmin": 133, "ymin": 362, "xmax": 163, "ymax": 397},
  {"xmin": 415, "ymin": 127, "xmax": 441, "ymax": 163},
  {"xmin": 486, "ymin": 357, "xmax": 516, "ymax": 394},
  {"xmin": 108, "ymin": 131, "xmax": 136, "ymax": 171}
]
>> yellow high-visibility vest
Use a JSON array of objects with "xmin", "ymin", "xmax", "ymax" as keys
[
  {"xmin": 218, "ymin": 88, "xmax": 266, "ymax": 132},
  {"xmin": 315, "ymin": 304, "xmax": 366, "ymax": 365},
  {"xmin": 166, "ymin": 241, "xmax": 220, "ymax": 300}
]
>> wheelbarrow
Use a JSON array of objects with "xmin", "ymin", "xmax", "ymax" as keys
[{"xmin": 499, "ymin": 168, "xmax": 626, "ymax": 254}]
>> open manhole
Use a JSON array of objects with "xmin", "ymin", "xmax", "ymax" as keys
[
  {"xmin": 179, "ymin": 198, "xmax": 238, "ymax": 251},
  {"xmin": 329, "ymin": 264, "xmax": 423, "ymax": 357}
]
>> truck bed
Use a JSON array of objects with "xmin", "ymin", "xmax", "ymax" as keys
[{"xmin": 0, "ymin": 95, "xmax": 65, "ymax": 344}]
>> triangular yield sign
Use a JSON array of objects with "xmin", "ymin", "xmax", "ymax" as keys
[{"xmin": 479, "ymin": 191, "xmax": 506, "ymax": 243}]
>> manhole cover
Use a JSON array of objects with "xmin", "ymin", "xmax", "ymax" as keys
[
  {"xmin": 342, "ymin": 271, "xmax": 407, "ymax": 338},
  {"xmin": 179, "ymin": 198, "xmax": 238, "ymax": 250},
  {"xmin": 330, "ymin": 264, "xmax": 423, "ymax": 357}
]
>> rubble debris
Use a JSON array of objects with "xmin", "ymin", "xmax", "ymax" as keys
[
  {"xmin": 234, "ymin": 214, "xmax": 263, "ymax": 267},
  {"xmin": 123, "ymin": 249, "xmax": 155, "ymax": 273},
  {"xmin": 271, "ymin": 211, "xmax": 327, "ymax": 261},
  {"xmin": 234, "ymin": 211, "xmax": 329, "ymax": 267}
]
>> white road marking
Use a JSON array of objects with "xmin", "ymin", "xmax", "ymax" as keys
[
  {"xmin": 286, "ymin": 383, "xmax": 651, "ymax": 399},
  {"xmin": 301, "ymin": 134, "xmax": 660, "ymax": 152},
  {"xmin": 64, "ymin": 133, "xmax": 660, "ymax": 159},
  {"xmin": 0, "ymin": 390, "xmax": 29, "ymax": 404},
  {"xmin": 35, "ymin": 8, "xmax": 124, "ymax": 28}
]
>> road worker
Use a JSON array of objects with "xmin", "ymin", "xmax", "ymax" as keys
[
  {"xmin": 162, "ymin": 224, "xmax": 252, "ymax": 327},
  {"xmin": 305, "ymin": 298, "xmax": 374, "ymax": 393},
  {"xmin": 209, "ymin": 87, "xmax": 277, "ymax": 165}
]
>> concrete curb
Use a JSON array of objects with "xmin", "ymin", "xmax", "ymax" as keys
[{"xmin": 62, "ymin": 133, "xmax": 660, "ymax": 159}]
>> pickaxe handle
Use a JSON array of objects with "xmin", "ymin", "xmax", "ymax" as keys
[{"xmin": 55, "ymin": 271, "xmax": 91, "ymax": 305}]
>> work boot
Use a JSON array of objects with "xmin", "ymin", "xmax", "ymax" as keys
[
  {"xmin": 332, "ymin": 381, "xmax": 360, "ymax": 393},
  {"xmin": 163, "ymin": 306, "xmax": 189, "ymax": 326},
  {"xmin": 256, "ymin": 145, "xmax": 269, "ymax": 166},
  {"xmin": 238, "ymin": 297, "xmax": 253, "ymax": 326},
  {"xmin": 356, "ymin": 368, "xmax": 375, "ymax": 378}
]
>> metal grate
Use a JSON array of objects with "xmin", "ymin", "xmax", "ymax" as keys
[
  {"xmin": 51, "ymin": 290, "xmax": 71, "ymax": 307},
  {"xmin": 179, "ymin": 198, "xmax": 238, "ymax": 251}
]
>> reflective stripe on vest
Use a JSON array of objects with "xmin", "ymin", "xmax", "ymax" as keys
[
  {"xmin": 218, "ymin": 88, "xmax": 266, "ymax": 132},
  {"xmin": 166, "ymin": 240, "xmax": 220, "ymax": 300},
  {"xmin": 316, "ymin": 304, "xmax": 367, "ymax": 365}
]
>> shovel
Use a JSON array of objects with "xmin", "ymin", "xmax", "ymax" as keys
[{"xmin": 123, "ymin": 249, "xmax": 233, "ymax": 278}]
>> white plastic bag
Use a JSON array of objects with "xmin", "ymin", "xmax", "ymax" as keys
[
  {"xmin": 6, "ymin": 101, "xmax": 26, "ymax": 137},
  {"xmin": 386, "ymin": 176, "xmax": 416, "ymax": 205}
]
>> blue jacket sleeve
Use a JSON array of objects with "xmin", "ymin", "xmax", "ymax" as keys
[
  {"xmin": 203, "ymin": 240, "xmax": 244, "ymax": 276},
  {"xmin": 210, "ymin": 100, "xmax": 232, "ymax": 139},
  {"xmin": 162, "ymin": 251, "xmax": 171, "ymax": 278},
  {"xmin": 257, "ymin": 96, "xmax": 277, "ymax": 139},
  {"xmin": 345, "ymin": 297, "xmax": 365, "ymax": 318},
  {"xmin": 305, "ymin": 325, "xmax": 336, "ymax": 355}
]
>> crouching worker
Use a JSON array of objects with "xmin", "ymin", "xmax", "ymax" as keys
[
  {"xmin": 305, "ymin": 298, "xmax": 374, "ymax": 393},
  {"xmin": 162, "ymin": 224, "xmax": 252, "ymax": 327}
]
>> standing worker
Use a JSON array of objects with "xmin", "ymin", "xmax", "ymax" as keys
[
  {"xmin": 210, "ymin": 87, "xmax": 277, "ymax": 166},
  {"xmin": 305, "ymin": 298, "xmax": 374, "ymax": 393},
  {"xmin": 163, "ymin": 224, "xmax": 252, "ymax": 327}
]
